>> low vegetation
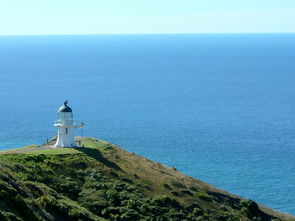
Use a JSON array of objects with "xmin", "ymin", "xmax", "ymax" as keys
[{"xmin": 0, "ymin": 137, "xmax": 293, "ymax": 221}]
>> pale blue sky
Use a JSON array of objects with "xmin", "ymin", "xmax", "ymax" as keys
[{"xmin": 0, "ymin": 0, "xmax": 294, "ymax": 35}]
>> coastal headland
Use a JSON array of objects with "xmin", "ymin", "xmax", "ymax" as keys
[{"xmin": 0, "ymin": 137, "xmax": 294, "ymax": 221}]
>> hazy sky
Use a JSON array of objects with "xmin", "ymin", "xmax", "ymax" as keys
[{"xmin": 0, "ymin": 0, "xmax": 294, "ymax": 35}]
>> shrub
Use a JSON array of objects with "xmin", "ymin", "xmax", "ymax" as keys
[
  {"xmin": 196, "ymin": 192, "xmax": 212, "ymax": 201},
  {"xmin": 190, "ymin": 186, "xmax": 198, "ymax": 192},
  {"xmin": 193, "ymin": 208, "xmax": 203, "ymax": 216},
  {"xmin": 181, "ymin": 189, "xmax": 193, "ymax": 196},
  {"xmin": 162, "ymin": 183, "xmax": 171, "ymax": 190},
  {"xmin": 122, "ymin": 178, "xmax": 133, "ymax": 184},
  {"xmin": 170, "ymin": 181, "xmax": 186, "ymax": 189},
  {"xmin": 170, "ymin": 190, "xmax": 179, "ymax": 196}
]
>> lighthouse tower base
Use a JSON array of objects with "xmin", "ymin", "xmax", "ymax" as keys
[{"xmin": 54, "ymin": 127, "xmax": 76, "ymax": 148}]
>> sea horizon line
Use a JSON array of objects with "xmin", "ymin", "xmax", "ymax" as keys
[{"xmin": 0, "ymin": 32, "xmax": 294, "ymax": 37}]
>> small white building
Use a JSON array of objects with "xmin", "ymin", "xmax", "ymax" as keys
[{"xmin": 54, "ymin": 101, "xmax": 78, "ymax": 147}]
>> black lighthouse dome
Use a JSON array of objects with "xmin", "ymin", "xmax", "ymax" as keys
[{"xmin": 58, "ymin": 100, "xmax": 72, "ymax": 113}]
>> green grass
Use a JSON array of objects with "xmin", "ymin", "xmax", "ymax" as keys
[
  {"xmin": 79, "ymin": 138, "xmax": 115, "ymax": 151},
  {"xmin": 24, "ymin": 148, "xmax": 80, "ymax": 155}
]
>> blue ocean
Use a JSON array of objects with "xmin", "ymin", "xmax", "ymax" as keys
[{"xmin": 0, "ymin": 34, "xmax": 294, "ymax": 214}]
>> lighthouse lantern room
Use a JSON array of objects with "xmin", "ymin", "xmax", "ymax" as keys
[{"xmin": 54, "ymin": 101, "xmax": 77, "ymax": 147}]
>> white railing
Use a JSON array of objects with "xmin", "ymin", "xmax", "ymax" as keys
[{"xmin": 54, "ymin": 119, "xmax": 77, "ymax": 127}]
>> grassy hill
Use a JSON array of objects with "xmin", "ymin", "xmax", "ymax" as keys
[{"xmin": 0, "ymin": 137, "xmax": 294, "ymax": 221}]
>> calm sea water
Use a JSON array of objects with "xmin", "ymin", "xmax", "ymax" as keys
[{"xmin": 0, "ymin": 34, "xmax": 294, "ymax": 214}]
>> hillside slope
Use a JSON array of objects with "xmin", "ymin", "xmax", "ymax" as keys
[{"xmin": 0, "ymin": 137, "xmax": 294, "ymax": 221}]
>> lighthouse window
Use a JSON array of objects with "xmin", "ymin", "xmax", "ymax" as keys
[{"xmin": 66, "ymin": 128, "xmax": 68, "ymax": 134}]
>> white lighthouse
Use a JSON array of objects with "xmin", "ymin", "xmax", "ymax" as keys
[{"xmin": 54, "ymin": 101, "xmax": 78, "ymax": 147}]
